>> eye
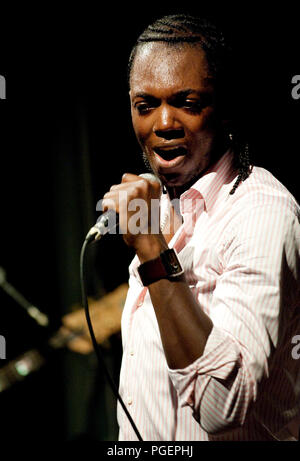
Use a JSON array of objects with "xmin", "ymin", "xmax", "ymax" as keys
[
  {"xmin": 133, "ymin": 96, "xmax": 159, "ymax": 115},
  {"xmin": 134, "ymin": 102, "xmax": 152, "ymax": 115},
  {"xmin": 182, "ymin": 99, "xmax": 203, "ymax": 113},
  {"xmin": 170, "ymin": 95, "xmax": 203, "ymax": 113}
]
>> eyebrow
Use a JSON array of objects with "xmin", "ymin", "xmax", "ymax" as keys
[{"xmin": 132, "ymin": 88, "xmax": 209, "ymax": 100}]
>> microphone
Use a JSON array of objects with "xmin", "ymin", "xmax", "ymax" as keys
[{"xmin": 85, "ymin": 173, "xmax": 161, "ymax": 243}]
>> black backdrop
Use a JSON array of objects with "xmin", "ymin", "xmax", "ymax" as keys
[{"xmin": 0, "ymin": 3, "xmax": 299, "ymax": 443}]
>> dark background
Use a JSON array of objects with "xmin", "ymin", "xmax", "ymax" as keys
[{"xmin": 0, "ymin": 3, "xmax": 299, "ymax": 443}]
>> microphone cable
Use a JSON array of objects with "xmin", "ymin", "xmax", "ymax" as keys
[{"xmin": 80, "ymin": 234, "xmax": 143, "ymax": 441}]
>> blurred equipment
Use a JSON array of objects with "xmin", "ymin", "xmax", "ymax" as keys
[
  {"xmin": 0, "ymin": 266, "xmax": 49, "ymax": 327},
  {"xmin": 59, "ymin": 283, "xmax": 127, "ymax": 354},
  {"xmin": 0, "ymin": 280, "xmax": 128, "ymax": 393}
]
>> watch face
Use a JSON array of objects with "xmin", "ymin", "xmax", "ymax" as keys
[{"xmin": 161, "ymin": 249, "xmax": 182, "ymax": 275}]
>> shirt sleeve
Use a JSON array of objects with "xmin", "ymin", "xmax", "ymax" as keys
[{"xmin": 167, "ymin": 203, "xmax": 300, "ymax": 435}]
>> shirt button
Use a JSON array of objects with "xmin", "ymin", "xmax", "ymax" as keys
[
  {"xmin": 130, "ymin": 350, "xmax": 134, "ymax": 356},
  {"xmin": 137, "ymin": 300, "xmax": 143, "ymax": 307},
  {"xmin": 127, "ymin": 397, "xmax": 133, "ymax": 405}
]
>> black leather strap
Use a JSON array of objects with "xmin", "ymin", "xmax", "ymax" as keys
[{"xmin": 137, "ymin": 249, "xmax": 183, "ymax": 286}]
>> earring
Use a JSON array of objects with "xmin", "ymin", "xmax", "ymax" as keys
[{"xmin": 228, "ymin": 132, "xmax": 233, "ymax": 142}]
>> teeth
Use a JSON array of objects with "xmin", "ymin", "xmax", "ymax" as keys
[{"xmin": 155, "ymin": 147, "xmax": 187, "ymax": 160}]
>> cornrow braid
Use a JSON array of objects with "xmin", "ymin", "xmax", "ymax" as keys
[
  {"xmin": 229, "ymin": 140, "xmax": 252, "ymax": 195},
  {"xmin": 128, "ymin": 14, "xmax": 252, "ymax": 194},
  {"xmin": 128, "ymin": 14, "xmax": 230, "ymax": 84}
]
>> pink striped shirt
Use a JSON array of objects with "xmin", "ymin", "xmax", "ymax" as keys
[{"xmin": 117, "ymin": 149, "xmax": 300, "ymax": 441}]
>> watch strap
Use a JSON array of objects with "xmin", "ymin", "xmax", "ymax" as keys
[{"xmin": 137, "ymin": 249, "xmax": 183, "ymax": 286}]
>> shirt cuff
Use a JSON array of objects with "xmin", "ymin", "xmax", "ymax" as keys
[{"xmin": 167, "ymin": 326, "xmax": 241, "ymax": 408}]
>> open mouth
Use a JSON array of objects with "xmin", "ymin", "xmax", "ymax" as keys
[{"xmin": 154, "ymin": 146, "xmax": 187, "ymax": 161}]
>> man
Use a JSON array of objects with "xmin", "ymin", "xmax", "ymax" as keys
[{"xmin": 99, "ymin": 14, "xmax": 300, "ymax": 440}]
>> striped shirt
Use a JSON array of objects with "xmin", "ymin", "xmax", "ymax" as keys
[{"xmin": 117, "ymin": 149, "xmax": 300, "ymax": 441}]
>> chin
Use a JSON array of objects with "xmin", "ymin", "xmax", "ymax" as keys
[
  {"xmin": 162, "ymin": 167, "xmax": 203, "ymax": 187},
  {"xmin": 160, "ymin": 172, "xmax": 189, "ymax": 187}
]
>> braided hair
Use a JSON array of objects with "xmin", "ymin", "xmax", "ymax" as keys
[{"xmin": 128, "ymin": 14, "xmax": 252, "ymax": 194}]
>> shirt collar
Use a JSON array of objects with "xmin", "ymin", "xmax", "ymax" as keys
[{"xmin": 180, "ymin": 148, "xmax": 235, "ymax": 213}]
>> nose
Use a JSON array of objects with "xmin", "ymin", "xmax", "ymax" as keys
[{"xmin": 153, "ymin": 104, "xmax": 184, "ymax": 140}]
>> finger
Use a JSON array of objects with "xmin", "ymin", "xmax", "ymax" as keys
[
  {"xmin": 121, "ymin": 173, "xmax": 141, "ymax": 183},
  {"xmin": 101, "ymin": 192, "xmax": 119, "ymax": 212},
  {"xmin": 109, "ymin": 181, "xmax": 142, "ymax": 191},
  {"xmin": 122, "ymin": 174, "xmax": 162, "ymax": 199},
  {"xmin": 102, "ymin": 185, "xmax": 141, "ymax": 211}
]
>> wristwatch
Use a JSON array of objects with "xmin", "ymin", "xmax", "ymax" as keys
[{"xmin": 137, "ymin": 249, "xmax": 184, "ymax": 286}]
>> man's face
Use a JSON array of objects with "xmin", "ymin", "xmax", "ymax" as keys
[{"xmin": 130, "ymin": 42, "xmax": 224, "ymax": 188}]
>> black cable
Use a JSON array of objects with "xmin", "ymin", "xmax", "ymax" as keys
[{"xmin": 80, "ymin": 236, "xmax": 143, "ymax": 441}]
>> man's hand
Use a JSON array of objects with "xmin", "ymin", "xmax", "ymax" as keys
[{"xmin": 102, "ymin": 173, "xmax": 168, "ymax": 262}]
